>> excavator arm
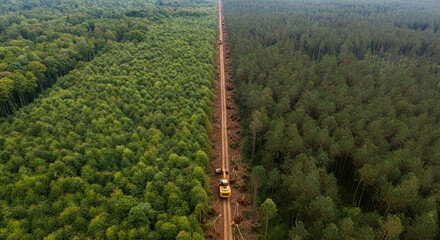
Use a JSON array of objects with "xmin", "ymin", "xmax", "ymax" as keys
[{"xmin": 216, "ymin": 167, "xmax": 231, "ymax": 198}]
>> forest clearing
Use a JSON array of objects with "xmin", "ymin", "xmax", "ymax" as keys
[{"xmin": 206, "ymin": 1, "xmax": 255, "ymax": 239}]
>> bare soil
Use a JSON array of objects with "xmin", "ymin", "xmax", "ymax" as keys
[{"xmin": 204, "ymin": 7, "xmax": 257, "ymax": 239}]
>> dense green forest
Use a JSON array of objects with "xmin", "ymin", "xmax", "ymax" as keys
[
  {"xmin": 0, "ymin": 0, "xmax": 203, "ymax": 116},
  {"xmin": 224, "ymin": 0, "xmax": 440, "ymax": 239},
  {"xmin": 0, "ymin": 0, "xmax": 217, "ymax": 239}
]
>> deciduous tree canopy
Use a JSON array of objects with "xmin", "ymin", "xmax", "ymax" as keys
[{"xmin": 0, "ymin": 0, "xmax": 217, "ymax": 239}]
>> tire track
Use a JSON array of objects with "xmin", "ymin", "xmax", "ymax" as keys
[{"xmin": 219, "ymin": 0, "xmax": 233, "ymax": 239}]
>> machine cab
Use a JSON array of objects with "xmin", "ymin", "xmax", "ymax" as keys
[
  {"xmin": 219, "ymin": 179, "xmax": 231, "ymax": 198},
  {"xmin": 219, "ymin": 179, "xmax": 228, "ymax": 186}
]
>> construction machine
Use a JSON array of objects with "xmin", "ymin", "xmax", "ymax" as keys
[
  {"xmin": 217, "ymin": 38, "xmax": 223, "ymax": 45},
  {"xmin": 215, "ymin": 167, "xmax": 231, "ymax": 198}
]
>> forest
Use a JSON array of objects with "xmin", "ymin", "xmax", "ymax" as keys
[
  {"xmin": 0, "ymin": 0, "xmax": 217, "ymax": 239},
  {"xmin": 224, "ymin": 0, "xmax": 440, "ymax": 239},
  {"xmin": 0, "ymin": 0, "xmax": 208, "ymax": 116}
]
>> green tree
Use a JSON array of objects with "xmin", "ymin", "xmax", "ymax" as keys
[
  {"xmin": 10, "ymin": 71, "xmax": 36, "ymax": 106},
  {"xmin": 267, "ymin": 168, "xmax": 281, "ymax": 198},
  {"xmin": 189, "ymin": 184, "xmax": 208, "ymax": 210},
  {"xmin": 75, "ymin": 39, "xmax": 92, "ymax": 61},
  {"xmin": 404, "ymin": 211, "xmax": 438, "ymax": 240},
  {"xmin": 125, "ymin": 30, "xmax": 144, "ymax": 42},
  {"xmin": 26, "ymin": 61, "xmax": 47, "ymax": 92},
  {"xmin": 308, "ymin": 196, "xmax": 336, "ymax": 224},
  {"xmin": 260, "ymin": 198, "xmax": 277, "ymax": 239},
  {"xmin": 176, "ymin": 231, "xmax": 192, "ymax": 240},
  {"xmin": 127, "ymin": 202, "xmax": 156, "ymax": 227},
  {"xmin": 0, "ymin": 77, "xmax": 14, "ymax": 114},
  {"xmin": 113, "ymin": 196, "xmax": 138, "ymax": 219},
  {"xmin": 0, "ymin": 16, "xmax": 9, "ymax": 32},
  {"xmin": 379, "ymin": 215, "xmax": 403, "ymax": 240},
  {"xmin": 159, "ymin": 222, "xmax": 178, "ymax": 240},
  {"xmin": 250, "ymin": 109, "xmax": 266, "ymax": 157},
  {"xmin": 250, "ymin": 165, "xmax": 266, "ymax": 217}
]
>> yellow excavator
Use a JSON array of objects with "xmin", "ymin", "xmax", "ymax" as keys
[
  {"xmin": 217, "ymin": 38, "xmax": 223, "ymax": 45},
  {"xmin": 216, "ymin": 167, "xmax": 231, "ymax": 198}
]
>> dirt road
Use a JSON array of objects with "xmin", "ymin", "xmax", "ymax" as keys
[
  {"xmin": 218, "ymin": 1, "xmax": 233, "ymax": 239},
  {"xmin": 207, "ymin": 1, "xmax": 256, "ymax": 239}
]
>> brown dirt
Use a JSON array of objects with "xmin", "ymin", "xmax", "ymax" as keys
[{"xmin": 204, "ymin": 1, "xmax": 257, "ymax": 239}]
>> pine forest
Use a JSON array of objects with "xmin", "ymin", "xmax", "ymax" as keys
[
  {"xmin": 1, "ymin": 0, "xmax": 440, "ymax": 239},
  {"xmin": 224, "ymin": 0, "xmax": 440, "ymax": 239}
]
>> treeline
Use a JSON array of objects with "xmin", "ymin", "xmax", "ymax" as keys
[
  {"xmin": 0, "ymin": 0, "xmax": 217, "ymax": 239},
  {"xmin": 226, "ymin": 0, "xmax": 440, "ymax": 64},
  {"xmin": 224, "ymin": 0, "xmax": 440, "ymax": 239},
  {"xmin": 0, "ymin": 0, "xmax": 176, "ymax": 117}
]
